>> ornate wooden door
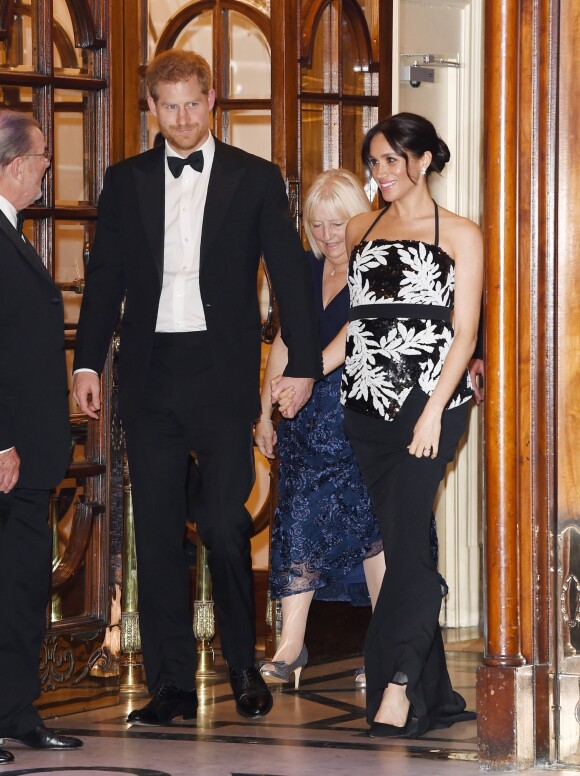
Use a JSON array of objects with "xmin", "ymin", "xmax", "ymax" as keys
[{"xmin": 0, "ymin": 0, "xmax": 120, "ymax": 715}]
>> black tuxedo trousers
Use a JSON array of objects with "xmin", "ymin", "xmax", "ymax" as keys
[
  {"xmin": 0, "ymin": 490, "xmax": 51, "ymax": 736},
  {"xmin": 123, "ymin": 332, "xmax": 256, "ymax": 690}
]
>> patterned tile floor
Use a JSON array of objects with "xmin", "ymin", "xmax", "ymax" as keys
[{"xmin": 1, "ymin": 642, "xmax": 579, "ymax": 775}]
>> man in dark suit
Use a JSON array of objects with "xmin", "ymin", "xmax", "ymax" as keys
[
  {"xmin": 0, "ymin": 110, "xmax": 82, "ymax": 764},
  {"xmin": 73, "ymin": 50, "xmax": 321, "ymax": 723}
]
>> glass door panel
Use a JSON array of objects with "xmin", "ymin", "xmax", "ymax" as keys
[
  {"xmin": 299, "ymin": 0, "xmax": 379, "ymax": 214},
  {"xmin": 342, "ymin": 15, "xmax": 371, "ymax": 96},
  {"xmin": 0, "ymin": 0, "xmax": 33, "ymax": 71},
  {"xmin": 172, "ymin": 12, "xmax": 213, "ymax": 62},
  {"xmin": 301, "ymin": 3, "xmax": 337, "ymax": 94},
  {"xmin": 54, "ymin": 90, "xmax": 93, "ymax": 205},
  {"xmin": 53, "ymin": 0, "xmax": 95, "ymax": 74},
  {"xmin": 228, "ymin": 11, "xmax": 270, "ymax": 98},
  {"xmin": 0, "ymin": 83, "xmax": 32, "ymax": 109},
  {"xmin": 228, "ymin": 109, "xmax": 272, "ymax": 159},
  {"xmin": 342, "ymin": 103, "xmax": 378, "ymax": 182},
  {"xmin": 54, "ymin": 220, "xmax": 89, "ymax": 325}
]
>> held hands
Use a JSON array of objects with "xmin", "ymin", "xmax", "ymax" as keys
[
  {"xmin": 0, "ymin": 447, "xmax": 20, "ymax": 493},
  {"xmin": 270, "ymin": 376, "xmax": 295, "ymax": 415},
  {"xmin": 407, "ymin": 404, "xmax": 442, "ymax": 459},
  {"xmin": 271, "ymin": 376, "xmax": 314, "ymax": 419},
  {"xmin": 72, "ymin": 371, "xmax": 101, "ymax": 419}
]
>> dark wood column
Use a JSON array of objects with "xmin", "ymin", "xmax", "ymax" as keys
[
  {"xmin": 270, "ymin": 0, "xmax": 299, "ymax": 181},
  {"xmin": 477, "ymin": 0, "xmax": 560, "ymax": 768}
]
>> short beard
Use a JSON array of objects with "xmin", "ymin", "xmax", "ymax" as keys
[{"xmin": 164, "ymin": 125, "xmax": 202, "ymax": 153}]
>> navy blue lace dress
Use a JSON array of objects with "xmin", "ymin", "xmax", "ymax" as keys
[{"xmin": 269, "ymin": 253, "xmax": 383, "ymax": 601}]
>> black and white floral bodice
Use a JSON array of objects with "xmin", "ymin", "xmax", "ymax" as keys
[{"xmin": 341, "ymin": 232, "xmax": 473, "ymax": 421}]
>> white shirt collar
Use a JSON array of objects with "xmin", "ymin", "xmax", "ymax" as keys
[
  {"xmin": 0, "ymin": 194, "xmax": 18, "ymax": 230},
  {"xmin": 164, "ymin": 132, "xmax": 215, "ymax": 162}
]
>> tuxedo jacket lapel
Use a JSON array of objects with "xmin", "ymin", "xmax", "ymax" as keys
[
  {"xmin": 133, "ymin": 146, "xmax": 166, "ymax": 287},
  {"xmin": 0, "ymin": 210, "xmax": 59, "ymax": 290},
  {"xmin": 130, "ymin": 140, "xmax": 244, "ymax": 281},
  {"xmin": 201, "ymin": 139, "xmax": 245, "ymax": 268}
]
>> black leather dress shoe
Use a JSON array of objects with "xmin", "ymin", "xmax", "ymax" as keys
[
  {"xmin": 0, "ymin": 747, "xmax": 14, "ymax": 763},
  {"xmin": 127, "ymin": 683, "xmax": 197, "ymax": 725},
  {"xmin": 11, "ymin": 725, "xmax": 82, "ymax": 749},
  {"xmin": 229, "ymin": 665, "xmax": 273, "ymax": 718}
]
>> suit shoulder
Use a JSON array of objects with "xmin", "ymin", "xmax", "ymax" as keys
[
  {"xmin": 106, "ymin": 147, "xmax": 161, "ymax": 177},
  {"xmin": 215, "ymin": 139, "xmax": 278, "ymax": 174}
]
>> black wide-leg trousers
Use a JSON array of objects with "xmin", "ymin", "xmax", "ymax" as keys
[
  {"xmin": 0, "ymin": 488, "xmax": 51, "ymax": 737},
  {"xmin": 123, "ymin": 332, "xmax": 256, "ymax": 692},
  {"xmin": 344, "ymin": 387, "xmax": 473, "ymax": 730}
]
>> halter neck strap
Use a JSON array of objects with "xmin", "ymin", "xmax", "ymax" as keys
[
  {"xmin": 359, "ymin": 200, "xmax": 439, "ymax": 246},
  {"xmin": 360, "ymin": 207, "xmax": 388, "ymax": 242}
]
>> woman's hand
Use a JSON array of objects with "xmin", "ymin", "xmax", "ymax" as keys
[
  {"xmin": 407, "ymin": 404, "xmax": 443, "ymax": 459},
  {"xmin": 254, "ymin": 418, "xmax": 277, "ymax": 460},
  {"xmin": 468, "ymin": 358, "xmax": 485, "ymax": 404},
  {"xmin": 271, "ymin": 375, "xmax": 295, "ymax": 416}
]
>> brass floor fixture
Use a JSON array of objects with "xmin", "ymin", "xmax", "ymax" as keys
[
  {"xmin": 194, "ymin": 541, "xmax": 218, "ymax": 677},
  {"xmin": 120, "ymin": 454, "xmax": 146, "ymax": 695}
]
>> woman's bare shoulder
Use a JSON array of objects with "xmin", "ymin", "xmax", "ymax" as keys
[
  {"xmin": 439, "ymin": 207, "xmax": 483, "ymax": 255},
  {"xmin": 439, "ymin": 207, "xmax": 482, "ymax": 237},
  {"xmin": 347, "ymin": 209, "xmax": 383, "ymax": 244}
]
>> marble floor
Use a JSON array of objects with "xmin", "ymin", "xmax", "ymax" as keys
[{"xmin": 1, "ymin": 641, "xmax": 579, "ymax": 776}]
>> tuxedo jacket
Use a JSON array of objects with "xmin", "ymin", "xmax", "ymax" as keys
[
  {"xmin": 74, "ymin": 138, "xmax": 322, "ymax": 422},
  {"xmin": 0, "ymin": 211, "xmax": 70, "ymax": 489}
]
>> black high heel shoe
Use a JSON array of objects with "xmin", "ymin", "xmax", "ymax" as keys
[
  {"xmin": 368, "ymin": 671, "xmax": 421, "ymax": 738},
  {"xmin": 368, "ymin": 707, "xmax": 416, "ymax": 738}
]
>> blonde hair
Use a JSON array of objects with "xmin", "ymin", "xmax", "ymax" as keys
[
  {"xmin": 303, "ymin": 169, "xmax": 371, "ymax": 258},
  {"xmin": 146, "ymin": 50, "xmax": 213, "ymax": 101}
]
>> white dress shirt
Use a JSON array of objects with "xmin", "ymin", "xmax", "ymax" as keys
[{"xmin": 156, "ymin": 134, "xmax": 215, "ymax": 332}]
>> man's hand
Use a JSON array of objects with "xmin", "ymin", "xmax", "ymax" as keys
[
  {"xmin": 0, "ymin": 448, "xmax": 20, "ymax": 493},
  {"xmin": 72, "ymin": 371, "xmax": 101, "ymax": 419},
  {"xmin": 468, "ymin": 359, "xmax": 485, "ymax": 405},
  {"xmin": 271, "ymin": 376, "xmax": 314, "ymax": 419},
  {"xmin": 254, "ymin": 419, "xmax": 277, "ymax": 460}
]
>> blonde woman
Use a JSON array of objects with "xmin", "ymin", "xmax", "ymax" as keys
[{"xmin": 255, "ymin": 170, "xmax": 385, "ymax": 687}]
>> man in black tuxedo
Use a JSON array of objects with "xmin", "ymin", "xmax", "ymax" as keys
[
  {"xmin": 0, "ymin": 110, "xmax": 82, "ymax": 764},
  {"xmin": 73, "ymin": 50, "xmax": 321, "ymax": 723}
]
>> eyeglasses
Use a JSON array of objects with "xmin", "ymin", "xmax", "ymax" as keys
[{"xmin": 25, "ymin": 150, "xmax": 52, "ymax": 162}]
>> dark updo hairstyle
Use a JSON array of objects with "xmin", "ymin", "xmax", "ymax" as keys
[{"xmin": 362, "ymin": 112, "xmax": 450, "ymax": 180}]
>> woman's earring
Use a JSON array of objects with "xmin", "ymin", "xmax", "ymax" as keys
[{"xmin": 420, "ymin": 168, "xmax": 427, "ymax": 176}]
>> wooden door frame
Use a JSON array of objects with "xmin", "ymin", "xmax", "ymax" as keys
[{"xmin": 475, "ymin": 0, "xmax": 575, "ymax": 767}]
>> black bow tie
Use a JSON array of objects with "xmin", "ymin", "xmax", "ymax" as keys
[
  {"xmin": 167, "ymin": 150, "xmax": 204, "ymax": 178},
  {"xmin": 16, "ymin": 211, "xmax": 24, "ymax": 235}
]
